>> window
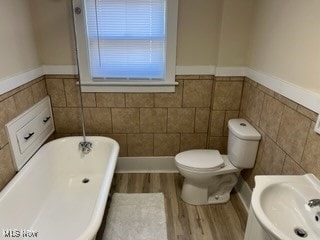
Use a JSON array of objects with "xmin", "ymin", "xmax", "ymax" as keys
[{"xmin": 73, "ymin": 0, "xmax": 178, "ymax": 92}]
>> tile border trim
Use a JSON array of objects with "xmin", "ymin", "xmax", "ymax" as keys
[
  {"xmin": 1, "ymin": 65, "xmax": 319, "ymax": 114},
  {"xmin": 0, "ymin": 67, "xmax": 43, "ymax": 95},
  {"xmin": 246, "ymin": 67, "xmax": 320, "ymax": 114}
]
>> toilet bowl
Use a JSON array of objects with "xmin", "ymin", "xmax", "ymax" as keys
[{"xmin": 175, "ymin": 119, "xmax": 261, "ymax": 205}]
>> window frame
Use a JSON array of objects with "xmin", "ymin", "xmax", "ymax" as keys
[{"xmin": 72, "ymin": 0, "xmax": 178, "ymax": 92}]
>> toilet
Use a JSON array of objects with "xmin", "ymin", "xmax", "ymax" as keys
[{"xmin": 175, "ymin": 119, "xmax": 261, "ymax": 205}]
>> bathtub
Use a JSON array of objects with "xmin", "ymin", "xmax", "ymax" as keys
[{"xmin": 0, "ymin": 136, "xmax": 119, "ymax": 240}]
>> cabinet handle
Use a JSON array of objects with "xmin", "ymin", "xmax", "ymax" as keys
[
  {"xmin": 43, "ymin": 116, "xmax": 51, "ymax": 123},
  {"xmin": 24, "ymin": 132, "xmax": 35, "ymax": 140}
]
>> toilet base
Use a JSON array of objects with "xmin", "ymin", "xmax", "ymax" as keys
[{"xmin": 181, "ymin": 173, "xmax": 239, "ymax": 205}]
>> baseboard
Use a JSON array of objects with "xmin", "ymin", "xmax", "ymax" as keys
[
  {"xmin": 115, "ymin": 156, "xmax": 178, "ymax": 173},
  {"xmin": 235, "ymin": 176, "xmax": 252, "ymax": 212}
]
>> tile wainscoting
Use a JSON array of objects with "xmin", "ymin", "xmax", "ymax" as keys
[
  {"xmin": 0, "ymin": 74, "xmax": 319, "ymax": 192},
  {"xmin": 46, "ymin": 75, "xmax": 244, "ymax": 158},
  {"xmin": 240, "ymin": 78, "xmax": 320, "ymax": 189}
]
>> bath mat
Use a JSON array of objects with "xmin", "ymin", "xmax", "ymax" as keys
[{"xmin": 103, "ymin": 193, "xmax": 168, "ymax": 240}]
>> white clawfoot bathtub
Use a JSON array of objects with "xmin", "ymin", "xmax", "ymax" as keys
[{"xmin": 0, "ymin": 136, "xmax": 119, "ymax": 240}]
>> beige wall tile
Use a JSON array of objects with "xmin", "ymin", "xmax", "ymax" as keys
[
  {"xmin": 282, "ymin": 155, "xmax": 306, "ymax": 175},
  {"xmin": 260, "ymin": 137, "xmax": 286, "ymax": 175},
  {"xmin": 46, "ymin": 78, "xmax": 66, "ymax": 107},
  {"xmin": 210, "ymin": 111, "xmax": 225, "ymax": 136},
  {"xmin": 0, "ymin": 145, "xmax": 15, "ymax": 190},
  {"xmin": 154, "ymin": 134, "xmax": 180, "ymax": 156},
  {"xmin": 300, "ymin": 122, "xmax": 320, "ymax": 178},
  {"xmin": 0, "ymin": 128, "xmax": 8, "ymax": 148},
  {"xmin": 208, "ymin": 136, "xmax": 228, "ymax": 154},
  {"xmin": 181, "ymin": 133, "xmax": 207, "ymax": 152},
  {"xmin": 230, "ymin": 77, "xmax": 245, "ymax": 81},
  {"xmin": 259, "ymin": 95, "xmax": 284, "ymax": 141},
  {"xmin": 195, "ymin": 108, "xmax": 210, "ymax": 133},
  {"xmin": 96, "ymin": 93, "xmax": 125, "ymax": 107},
  {"xmin": 240, "ymin": 81, "xmax": 250, "ymax": 113},
  {"xmin": 200, "ymin": 75, "xmax": 214, "ymax": 80},
  {"xmin": 175, "ymin": 75, "xmax": 200, "ymax": 80},
  {"xmin": 112, "ymin": 108, "xmax": 139, "ymax": 133},
  {"xmin": 212, "ymin": 81, "xmax": 243, "ymax": 110},
  {"xmin": 155, "ymin": 80, "xmax": 183, "ymax": 107},
  {"xmin": 223, "ymin": 111, "xmax": 239, "ymax": 136},
  {"xmin": 127, "ymin": 134, "xmax": 153, "ymax": 156},
  {"xmin": 83, "ymin": 108, "xmax": 112, "ymax": 133},
  {"xmin": 167, "ymin": 108, "xmax": 195, "ymax": 133},
  {"xmin": 102, "ymin": 134, "xmax": 127, "ymax": 157},
  {"xmin": 63, "ymin": 78, "xmax": 96, "ymax": 107},
  {"xmin": 82, "ymin": 93, "xmax": 96, "ymax": 107},
  {"xmin": 14, "ymin": 88, "xmax": 34, "ymax": 114},
  {"xmin": 297, "ymin": 105, "xmax": 318, "ymax": 122},
  {"xmin": 125, "ymin": 93, "xmax": 154, "ymax": 107},
  {"xmin": 53, "ymin": 133, "xmax": 72, "ymax": 139},
  {"xmin": 257, "ymin": 84, "xmax": 274, "ymax": 96},
  {"xmin": 182, "ymin": 80, "xmax": 212, "ymax": 107},
  {"xmin": 255, "ymin": 131, "xmax": 266, "ymax": 166},
  {"xmin": 0, "ymin": 97, "xmax": 17, "ymax": 127},
  {"xmin": 245, "ymin": 77, "xmax": 258, "ymax": 87},
  {"xmin": 53, "ymin": 108, "xmax": 82, "ymax": 133},
  {"xmin": 277, "ymin": 107, "xmax": 311, "ymax": 162},
  {"xmin": 241, "ymin": 164, "xmax": 265, "ymax": 189},
  {"xmin": 64, "ymin": 78, "xmax": 79, "ymax": 107},
  {"xmin": 274, "ymin": 93, "xmax": 298, "ymax": 110},
  {"xmin": 140, "ymin": 108, "xmax": 167, "ymax": 133},
  {"xmin": 31, "ymin": 80, "xmax": 47, "ymax": 102},
  {"xmin": 215, "ymin": 77, "xmax": 231, "ymax": 81},
  {"xmin": 245, "ymin": 85, "xmax": 264, "ymax": 126}
]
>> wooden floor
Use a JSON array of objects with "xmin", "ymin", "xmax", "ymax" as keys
[{"xmin": 97, "ymin": 173, "xmax": 248, "ymax": 240}]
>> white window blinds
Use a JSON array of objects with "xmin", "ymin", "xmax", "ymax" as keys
[{"xmin": 85, "ymin": 0, "xmax": 166, "ymax": 80}]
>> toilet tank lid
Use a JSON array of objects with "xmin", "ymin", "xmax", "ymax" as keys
[{"xmin": 228, "ymin": 119, "xmax": 261, "ymax": 140}]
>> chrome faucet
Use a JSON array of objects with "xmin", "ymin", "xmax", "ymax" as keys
[
  {"xmin": 79, "ymin": 141, "xmax": 92, "ymax": 154},
  {"xmin": 307, "ymin": 199, "xmax": 320, "ymax": 208}
]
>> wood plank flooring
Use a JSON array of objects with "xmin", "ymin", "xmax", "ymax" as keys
[{"xmin": 97, "ymin": 173, "xmax": 247, "ymax": 240}]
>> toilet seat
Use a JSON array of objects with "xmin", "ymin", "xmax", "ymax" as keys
[{"xmin": 175, "ymin": 150, "xmax": 225, "ymax": 172}]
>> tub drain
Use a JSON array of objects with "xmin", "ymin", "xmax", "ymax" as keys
[
  {"xmin": 82, "ymin": 178, "xmax": 90, "ymax": 183},
  {"xmin": 294, "ymin": 227, "xmax": 308, "ymax": 238}
]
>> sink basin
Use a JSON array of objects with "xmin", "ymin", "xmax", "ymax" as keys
[{"xmin": 252, "ymin": 174, "xmax": 320, "ymax": 240}]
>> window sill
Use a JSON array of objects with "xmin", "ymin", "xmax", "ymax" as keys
[{"xmin": 78, "ymin": 81, "xmax": 178, "ymax": 93}]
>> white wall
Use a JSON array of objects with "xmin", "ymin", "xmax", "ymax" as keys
[
  {"xmin": 217, "ymin": 0, "xmax": 255, "ymax": 67},
  {"xmin": 28, "ymin": 0, "xmax": 254, "ymax": 67},
  {"xmin": 247, "ymin": 0, "xmax": 320, "ymax": 94},
  {"xmin": 28, "ymin": 0, "xmax": 76, "ymax": 65},
  {"xmin": 0, "ymin": 0, "xmax": 40, "ymax": 79}
]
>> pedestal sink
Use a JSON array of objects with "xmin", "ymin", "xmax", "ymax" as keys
[{"xmin": 245, "ymin": 174, "xmax": 320, "ymax": 240}]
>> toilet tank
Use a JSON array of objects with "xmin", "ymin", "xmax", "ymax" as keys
[{"xmin": 227, "ymin": 119, "xmax": 261, "ymax": 169}]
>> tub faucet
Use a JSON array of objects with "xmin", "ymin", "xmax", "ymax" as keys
[
  {"xmin": 79, "ymin": 141, "xmax": 92, "ymax": 154},
  {"xmin": 307, "ymin": 199, "xmax": 320, "ymax": 208}
]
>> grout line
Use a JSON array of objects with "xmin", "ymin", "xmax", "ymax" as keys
[
  {"xmin": 206, "ymin": 77, "xmax": 215, "ymax": 148},
  {"xmin": 299, "ymin": 120, "xmax": 312, "ymax": 164}
]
